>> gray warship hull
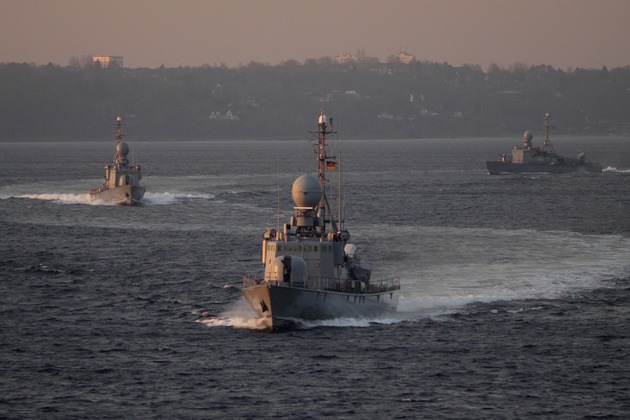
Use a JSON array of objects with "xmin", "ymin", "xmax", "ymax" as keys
[
  {"xmin": 486, "ymin": 161, "xmax": 603, "ymax": 175},
  {"xmin": 89, "ymin": 184, "xmax": 145, "ymax": 205},
  {"xmin": 242, "ymin": 281, "xmax": 400, "ymax": 330}
]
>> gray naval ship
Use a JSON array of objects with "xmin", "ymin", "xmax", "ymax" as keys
[
  {"xmin": 89, "ymin": 116, "xmax": 145, "ymax": 205},
  {"xmin": 242, "ymin": 111, "xmax": 400, "ymax": 330},
  {"xmin": 486, "ymin": 113, "xmax": 602, "ymax": 175}
]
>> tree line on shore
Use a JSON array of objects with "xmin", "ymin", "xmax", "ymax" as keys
[{"xmin": 1, "ymin": 59, "xmax": 629, "ymax": 141}]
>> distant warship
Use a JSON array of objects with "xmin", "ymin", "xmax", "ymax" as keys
[
  {"xmin": 89, "ymin": 116, "xmax": 145, "ymax": 205},
  {"xmin": 486, "ymin": 113, "xmax": 602, "ymax": 175},
  {"xmin": 242, "ymin": 111, "xmax": 400, "ymax": 330}
]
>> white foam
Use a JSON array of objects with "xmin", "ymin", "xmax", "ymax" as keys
[
  {"xmin": 201, "ymin": 306, "xmax": 403, "ymax": 331},
  {"xmin": 7, "ymin": 191, "xmax": 214, "ymax": 206},
  {"xmin": 15, "ymin": 193, "xmax": 107, "ymax": 205},
  {"xmin": 603, "ymin": 166, "xmax": 630, "ymax": 173},
  {"xmin": 200, "ymin": 298, "xmax": 270, "ymax": 330},
  {"xmin": 141, "ymin": 192, "xmax": 178, "ymax": 205},
  {"xmin": 297, "ymin": 316, "xmax": 402, "ymax": 329},
  {"xmin": 200, "ymin": 315, "xmax": 270, "ymax": 330},
  {"xmin": 389, "ymin": 226, "xmax": 630, "ymax": 317},
  {"xmin": 298, "ymin": 318, "xmax": 372, "ymax": 329},
  {"xmin": 210, "ymin": 226, "xmax": 630, "ymax": 331},
  {"xmin": 146, "ymin": 191, "xmax": 215, "ymax": 204}
]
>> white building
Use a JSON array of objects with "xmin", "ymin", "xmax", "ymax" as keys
[{"xmin": 92, "ymin": 55, "xmax": 124, "ymax": 68}]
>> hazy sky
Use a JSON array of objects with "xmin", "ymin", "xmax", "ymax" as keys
[{"xmin": 2, "ymin": 0, "xmax": 629, "ymax": 70}]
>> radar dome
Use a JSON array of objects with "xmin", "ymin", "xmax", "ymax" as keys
[
  {"xmin": 291, "ymin": 175, "xmax": 321, "ymax": 208},
  {"xmin": 117, "ymin": 142, "xmax": 130, "ymax": 157},
  {"xmin": 523, "ymin": 131, "xmax": 533, "ymax": 142}
]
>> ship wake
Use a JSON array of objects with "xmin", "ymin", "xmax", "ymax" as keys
[
  {"xmin": 386, "ymin": 226, "xmax": 630, "ymax": 320},
  {"xmin": 2, "ymin": 191, "xmax": 214, "ymax": 206},
  {"xmin": 207, "ymin": 226, "xmax": 630, "ymax": 331}
]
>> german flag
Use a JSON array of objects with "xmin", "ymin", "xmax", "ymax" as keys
[{"xmin": 326, "ymin": 161, "xmax": 337, "ymax": 170}]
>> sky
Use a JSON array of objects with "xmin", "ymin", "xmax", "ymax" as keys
[{"xmin": 2, "ymin": 0, "xmax": 629, "ymax": 70}]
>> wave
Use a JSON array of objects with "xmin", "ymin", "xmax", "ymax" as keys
[
  {"xmin": 295, "ymin": 316, "xmax": 402, "ymax": 329},
  {"xmin": 199, "ymin": 316, "xmax": 270, "ymax": 330},
  {"xmin": 603, "ymin": 166, "xmax": 630, "ymax": 173},
  {"xmin": 200, "ymin": 302, "xmax": 402, "ymax": 331},
  {"xmin": 199, "ymin": 299, "xmax": 270, "ymax": 330},
  {"xmin": 13, "ymin": 193, "xmax": 103, "ymax": 205},
  {"xmin": 143, "ymin": 191, "xmax": 215, "ymax": 205},
  {"xmin": 205, "ymin": 226, "xmax": 630, "ymax": 331},
  {"xmin": 4, "ymin": 191, "xmax": 215, "ymax": 206},
  {"xmin": 387, "ymin": 226, "xmax": 630, "ymax": 318}
]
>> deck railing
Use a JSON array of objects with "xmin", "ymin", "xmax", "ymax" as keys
[{"xmin": 243, "ymin": 275, "xmax": 400, "ymax": 294}]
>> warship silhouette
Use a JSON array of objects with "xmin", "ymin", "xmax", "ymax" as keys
[
  {"xmin": 486, "ymin": 113, "xmax": 602, "ymax": 175},
  {"xmin": 89, "ymin": 116, "xmax": 145, "ymax": 205},
  {"xmin": 242, "ymin": 111, "xmax": 400, "ymax": 330}
]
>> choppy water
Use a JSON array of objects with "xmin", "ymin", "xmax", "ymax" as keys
[{"xmin": 1, "ymin": 136, "xmax": 629, "ymax": 418}]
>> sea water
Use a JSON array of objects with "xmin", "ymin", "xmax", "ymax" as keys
[{"xmin": 1, "ymin": 136, "xmax": 629, "ymax": 418}]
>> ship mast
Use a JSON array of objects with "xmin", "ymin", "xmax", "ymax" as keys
[
  {"xmin": 316, "ymin": 111, "xmax": 338, "ymax": 234},
  {"xmin": 115, "ymin": 116, "xmax": 123, "ymax": 146},
  {"xmin": 543, "ymin": 112, "xmax": 556, "ymax": 154},
  {"xmin": 114, "ymin": 116, "xmax": 126, "ymax": 165}
]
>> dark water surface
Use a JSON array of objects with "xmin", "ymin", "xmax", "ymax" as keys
[{"xmin": 1, "ymin": 136, "xmax": 629, "ymax": 418}]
